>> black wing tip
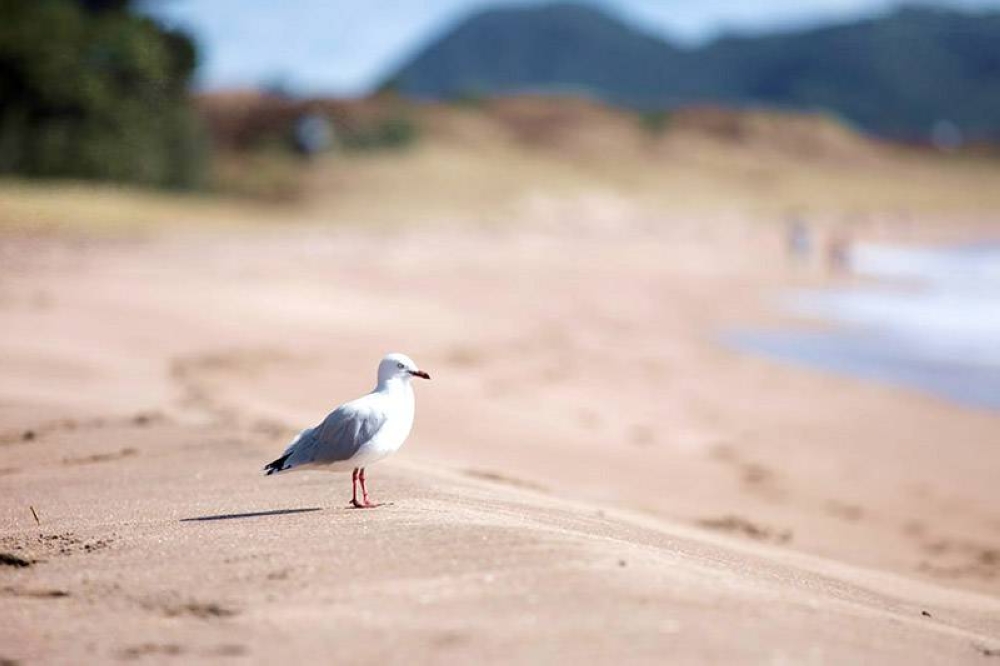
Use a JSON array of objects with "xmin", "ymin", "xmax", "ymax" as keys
[{"xmin": 263, "ymin": 453, "xmax": 291, "ymax": 476}]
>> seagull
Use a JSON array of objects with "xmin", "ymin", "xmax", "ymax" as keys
[{"xmin": 263, "ymin": 352, "xmax": 430, "ymax": 508}]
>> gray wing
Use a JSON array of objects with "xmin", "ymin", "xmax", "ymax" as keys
[{"xmin": 284, "ymin": 401, "xmax": 387, "ymax": 468}]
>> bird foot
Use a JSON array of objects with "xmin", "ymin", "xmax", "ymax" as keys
[{"xmin": 350, "ymin": 499, "xmax": 380, "ymax": 509}]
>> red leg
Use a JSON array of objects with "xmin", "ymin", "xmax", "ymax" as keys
[
  {"xmin": 350, "ymin": 467, "xmax": 363, "ymax": 508},
  {"xmin": 359, "ymin": 468, "xmax": 375, "ymax": 507}
]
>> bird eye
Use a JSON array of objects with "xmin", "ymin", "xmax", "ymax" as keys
[{"xmin": 397, "ymin": 362, "xmax": 405, "ymax": 369}]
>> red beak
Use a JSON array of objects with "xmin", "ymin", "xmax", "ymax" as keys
[{"xmin": 409, "ymin": 370, "xmax": 431, "ymax": 380}]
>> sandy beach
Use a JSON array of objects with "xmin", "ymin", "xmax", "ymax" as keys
[
  {"xmin": 2, "ymin": 177, "xmax": 1000, "ymax": 663},
  {"xmin": 6, "ymin": 0, "xmax": 1000, "ymax": 660}
]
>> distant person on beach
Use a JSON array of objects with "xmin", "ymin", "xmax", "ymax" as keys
[
  {"xmin": 827, "ymin": 231, "xmax": 852, "ymax": 274},
  {"xmin": 786, "ymin": 215, "xmax": 811, "ymax": 262}
]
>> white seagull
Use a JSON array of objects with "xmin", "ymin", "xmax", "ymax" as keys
[{"xmin": 263, "ymin": 352, "xmax": 430, "ymax": 508}]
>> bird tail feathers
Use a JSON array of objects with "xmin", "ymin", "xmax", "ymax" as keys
[{"xmin": 263, "ymin": 452, "xmax": 291, "ymax": 476}]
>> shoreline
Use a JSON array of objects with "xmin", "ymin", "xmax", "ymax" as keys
[{"xmin": 729, "ymin": 240, "xmax": 1000, "ymax": 412}]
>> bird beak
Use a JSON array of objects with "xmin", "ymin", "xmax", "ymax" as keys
[{"xmin": 409, "ymin": 369, "xmax": 431, "ymax": 380}]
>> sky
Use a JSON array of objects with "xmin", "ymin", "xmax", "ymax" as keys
[{"xmin": 140, "ymin": 0, "xmax": 1000, "ymax": 96}]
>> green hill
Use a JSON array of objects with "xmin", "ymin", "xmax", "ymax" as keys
[{"xmin": 388, "ymin": 3, "xmax": 1000, "ymax": 141}]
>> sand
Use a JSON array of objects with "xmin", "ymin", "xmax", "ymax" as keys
[{"xmin": 2, "ymin": 200, "xmax": 1000, "ymax": 663}]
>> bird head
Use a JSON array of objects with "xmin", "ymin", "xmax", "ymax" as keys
[{"xmin": 378, "ymin": 353, "xmax": 430, "ymax": 384}]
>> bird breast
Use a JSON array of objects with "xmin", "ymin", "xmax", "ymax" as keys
[{"xmin": 369, "ymin": 384, "xmax": 415, "ymax": 456}]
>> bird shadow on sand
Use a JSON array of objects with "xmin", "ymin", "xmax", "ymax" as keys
[{"xmin": 180, "ymin": 508, "xmax": 322, "ymax": 522}]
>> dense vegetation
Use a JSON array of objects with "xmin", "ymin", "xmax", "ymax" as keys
[
  {"xmin": 389, "ymin": 4, "xmax": 1000, "ymax": 141},
  {"xmin": 0, "ymin": 0, "xmax": 205, "ymax": 187}
]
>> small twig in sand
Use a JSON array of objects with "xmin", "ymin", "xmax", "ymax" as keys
[{"xmin": 29, "ymin": 506, "xmax": 40, "ymax": 526}]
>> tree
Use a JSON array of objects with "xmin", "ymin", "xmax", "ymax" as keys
[{"xmin": 0, "ymin": 0, "xmax": 206, "ymax": 187}]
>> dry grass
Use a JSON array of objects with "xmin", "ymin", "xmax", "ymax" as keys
[
  {"xmin": 3, "ymin": 97, "xmax": 1000, "ymax": 234},
  {"xmin": 301, "ymin": 113, "xmax": 1000, "ymax": 228},
  {"xmin": 0, "ymin": 179, "xmax": 281, "ymax": 234}
]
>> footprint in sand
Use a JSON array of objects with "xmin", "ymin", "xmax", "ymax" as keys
[
  {"xmin": 916, "ymin": 538, "xmax": 1000, "ymax": 582},
  {"xmin": 463, "ymin": 469, "xmax": 548, "ymax": 492},
  {"xmin": 119, "ymin": 643, "xmax": 184, "ymax": 659},
  {"xmin": 61, "ymin": 448, "xmax": 137, "ymax": 466},
  {"xmin": 696, "ymin": 515, "xmax": 794, "ymax": 544},
  {"xmin": 0, "ymin": 533, "xmax": 113, "ymax": 560}
]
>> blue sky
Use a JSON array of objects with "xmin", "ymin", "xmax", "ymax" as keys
[{"xmin": 141, "ymin": 0, "xmax": 1000, "ymax": 96}]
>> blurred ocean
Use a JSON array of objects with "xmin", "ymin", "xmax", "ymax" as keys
[{"xmin": 728, "ymin": 242, "xmax": 1000, "ymax": 410}]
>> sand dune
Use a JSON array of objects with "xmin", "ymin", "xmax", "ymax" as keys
[
  {"xmin": 2, "ymin": 207, "xmax": 1000, "ymax": 662},
  {"xmin": 3, "ymin": 416, "xmax": 1000, "ymax": 664}
]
